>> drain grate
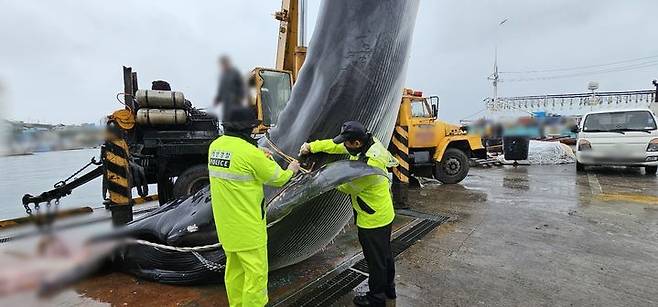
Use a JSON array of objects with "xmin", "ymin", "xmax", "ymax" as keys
[
  {"xmin": 285, "ymin": 268, "xmax": 368, "ymax": 307},
  {"xmin": 349, "ymin": 216, "xmax": 448, "ymax": 274},
  {"xmin": 277, "ymin": 214, "xmax": 449, "ymax": 306}
]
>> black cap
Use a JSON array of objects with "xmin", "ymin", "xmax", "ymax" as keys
[
  {"xmin": 332, "ymin": 121, "xmax": 368, "ymax": 144},
  {"xmin": 223, "ymin": 107, "xmax": 260, "ymax": 130}
]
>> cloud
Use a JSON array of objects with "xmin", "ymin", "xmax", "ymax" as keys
[{"xmin": 0, "ymin": 0, "xmax": 656, "ymax": 124}]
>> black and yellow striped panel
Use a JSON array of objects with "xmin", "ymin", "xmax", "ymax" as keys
[
  {"xmin": 103, "ymin": 135, "xmax": 131, "ymax": 205},
  {"xmin": 390, "ymin": 126, "xmax": 410, "ymax": 183}
]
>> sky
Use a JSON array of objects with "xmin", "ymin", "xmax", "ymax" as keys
[{"xmin": 0, "ymin": 0, "xmax": 657, "ymax": 124}]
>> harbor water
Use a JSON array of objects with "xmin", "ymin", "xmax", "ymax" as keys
[{"xmin": 0, "ymin": 148, "xmax": 103, "ymax": 220}]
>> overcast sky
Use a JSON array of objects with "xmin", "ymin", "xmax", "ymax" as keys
[{"xmin": 1, "ymin": 0, "xmax": 657, "ymax": 124}]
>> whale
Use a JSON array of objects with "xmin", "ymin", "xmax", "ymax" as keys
[{"xmin": 43, "ymin": 0, "xmax": 421, "ymax": 288}]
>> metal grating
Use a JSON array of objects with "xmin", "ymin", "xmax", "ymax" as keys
[
  {"xmin": 349, "ymin": 216, "xmax": 449, "ymax": 274},
  {"xmin": 286, "ymin": 268, "xmax": 368, "ymax": 307},
  {"xmin": 276, "ymin": 214, "xmax": 449, "ymax": 306}
]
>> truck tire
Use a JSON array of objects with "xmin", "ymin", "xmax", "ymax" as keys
[
  {"xmin": 173, "ymin": 165, "xmax": 210, "ymax": 199},
  {"xmin": 576, "ymin": 161, "xmax": 585, "ymax": 172},
  {"xmin": 434, "ymin": 148, "xmax": 469, "ymax": 184},
  {"xmin": 646, "ymin": 166, "xmax": 657, "ymax": 175}
]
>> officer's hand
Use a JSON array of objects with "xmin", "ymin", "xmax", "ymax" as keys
[
  {"xmin": 287, "ymin": 160, "xmax": 301, "ymax": 175},
  {"xmin": 298, "ymin": 142, "xmax": 311, "ymax": 156}
]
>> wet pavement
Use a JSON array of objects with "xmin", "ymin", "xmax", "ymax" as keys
[
  {"xmin": 1, "ymin": 164, "xmax": 657, "ymax": 306},
  {"xmin": 333, "ymin": 165, "xmax": 658, "ymax": 306}
]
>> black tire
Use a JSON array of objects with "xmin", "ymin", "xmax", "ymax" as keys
[
  {"xmin": 645, "ymin": 166, "xmax": 657, "ymax": 175},
  {"xmin": 576, "ymin": 161, "xmax": 585, "ymax": 172},
  {"xmin": 434, "ymin": 148, "xmax": 469, "ymax": 184},
  {"xmin": 173, "ymin": 165, "xmax": 210, "ymax": 199}
]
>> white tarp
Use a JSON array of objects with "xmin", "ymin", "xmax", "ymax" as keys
[{"xmin": 498, "ymin": 140, "xmax": 576, "ymax": 165}]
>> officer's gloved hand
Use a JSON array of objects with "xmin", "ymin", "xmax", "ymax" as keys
[
  {"xmin": 287, "ymin": 160, "xmax": 301, "ymax": 175},
  {"xmin": 298, "ymin": 143, "xmax": 311, "ymax": 156}
]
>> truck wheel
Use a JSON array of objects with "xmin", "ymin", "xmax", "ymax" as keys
[
  {"xmin": 646, "ymin": 166, "xmax": 657, "ymax": 175},
  {"xmin": 576, "ymin": 161, "xmax": 585, "ymax": 172},
  {"xmin": 173, "ymin": 165, "xmax": 210, "ymax": 199},
  {"xmin": 434, "ymin": 148, "xmax": 469, "ymax": 184}
]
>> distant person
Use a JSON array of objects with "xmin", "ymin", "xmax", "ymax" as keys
[{"xmin": 214, "ymin": 55, "xmax": 246, "ymax": 121}]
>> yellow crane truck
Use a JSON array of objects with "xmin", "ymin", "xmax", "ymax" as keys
[
  {"xmin": 20, "ymin": 0, "xmax": 306, "ymax": 226},
  {"xmin": 389, "ymin": 89, "xmax": 486, "ymax": 185}
]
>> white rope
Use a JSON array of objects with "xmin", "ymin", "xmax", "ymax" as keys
[{"xmin": 123, "ymin": 239, "xmax": 222, "ymax": 252}]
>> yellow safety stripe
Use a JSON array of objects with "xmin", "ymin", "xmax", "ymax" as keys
[
  {"xmin": 395, "ymin": 154, "xmax": 410, "ymax": 169},
  {"xmin": 106, "ymin": 170, "xmax": 129, "ymax": 187},
  {"xmin": 209, "ymin": 169, "xmax": 255, "ymax": 181},
  {"xmin": 392, "ymin": 167, "xmax": 409, "ymax": 183},
  {"xmin": 105, "ymin": 151, "xmax": 128, "ymax": 167},
  {"xmin": 395, "ymin": 126, "xmax": 408, "ymax": 139},
  {"xmin": 391, "ymin": 136, "xmax": 408, "ymax": 154}
]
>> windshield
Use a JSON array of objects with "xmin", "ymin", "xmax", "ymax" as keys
[
  {"xmin": 259, "ymin": 70, "xmax": 292, "ymax": 126},
  {"xmin": 411, "ymin": 99, "xmax": 432, "ymax": 117},
  {"xmin": 582, "ymin": 111, "xmax": 657, "ymax": 132}
]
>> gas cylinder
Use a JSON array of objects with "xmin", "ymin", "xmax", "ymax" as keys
[
  {"xmin": 135, "ymin": 90, "xmax": 186, "ymax": 109},
  {"xmin": 136, "ymin": 109, "xmax": 187, "ymax": 126}
]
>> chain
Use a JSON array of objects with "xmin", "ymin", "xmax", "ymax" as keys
[
  {"xmin": 54, "ymin": 157, "xmax": 102, "ymax": 188},
  {"xmin": 23, "ymin": 202, "xmax": 32, "ymax": 216}
]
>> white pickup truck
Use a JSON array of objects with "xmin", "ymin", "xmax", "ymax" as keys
[{"xmin": 575, "ymin": 109, "xmax": 658, "ymax": 175}]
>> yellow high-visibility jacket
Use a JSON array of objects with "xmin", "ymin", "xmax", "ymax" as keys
[
  {"xmin": 209, "ymin": 135, "xmax": 293, "ymax": 252},
  {"xmin": 309, "ymin": 137, "xmax": 399, "ymax": 229}
]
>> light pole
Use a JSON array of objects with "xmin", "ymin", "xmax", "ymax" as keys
[{"xmin": 488, "ymin": 18, "xmax": 508, "ymax": 113}]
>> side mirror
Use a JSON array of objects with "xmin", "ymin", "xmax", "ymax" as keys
[
  {"xmin": 432, "ymin": 105, "xmax": 438, "ymax": 118},
  {"xmin": 570, "ymin": 125, "xmax": 580, "ymax": 133}
]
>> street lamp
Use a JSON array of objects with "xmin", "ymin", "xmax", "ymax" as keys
[{"xmin": 488, "ymin": 18, "xmax": 508, "ymax": 113}]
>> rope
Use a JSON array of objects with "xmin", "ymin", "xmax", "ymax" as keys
[
  {"xmin": 123, "ymin": 238, "xmax": 222, "ymax": 252},
  {"xmin": 263, "ymin": 134, "xmax": 311, "ymax": 174},
  {"xmin": 122, "ymin": 239, "xmax": 226, "ymax": 272},
  {"xmin": 191, "ymin": 251, "xmax": 225, "ymax": 272}
]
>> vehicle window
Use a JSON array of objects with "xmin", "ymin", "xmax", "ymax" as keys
[
  {"xmin": 410, "ymin": 99, "xmax": 431, "ymax": 117},
  {"xmin": 259, "ymin": 70, "xmax": 292, "ymax": 126},
  {"xmin": 582, "ymin": 111, "xmax": 657, "ymax": 132}
]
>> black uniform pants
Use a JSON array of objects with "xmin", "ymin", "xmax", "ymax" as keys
[{"xmin": 357, "ymin": 222, "xmax": 395, "ymax": 305}]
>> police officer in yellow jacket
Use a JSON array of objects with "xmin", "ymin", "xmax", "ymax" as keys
[
  {"xmin": 299, "ymin": 121, "xmax": 399, "ymax": 307},
  {"xmin": 209, "ymin": 107, "xmax": 299, "ymax": 307}
]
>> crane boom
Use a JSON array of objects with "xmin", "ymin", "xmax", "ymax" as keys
[{"xmin": 274, "ymin": 0, "xmax": 307, "ymax": 81}]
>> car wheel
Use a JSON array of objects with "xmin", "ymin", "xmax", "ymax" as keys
[
  {"xmin": 645, "ymin": 166, "xmax": 657, "ymax": 175},
  {"xmin": 173, "ymin": 165, "xmax": 210, "ymax": 199},
  {"xmin": 576, "ymin": 161, "xmax": 585, "ymax": 172},
  {"xmin": 434, "ymin": 148, "xmax": 469, "ymax": 184}
]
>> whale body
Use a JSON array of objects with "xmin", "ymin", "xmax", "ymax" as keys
[{"xmin": 97, "ymin": 0, "xmax": 420, "ymax": 285}]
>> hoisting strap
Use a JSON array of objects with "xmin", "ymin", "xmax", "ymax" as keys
[{"xmin": 263, "ymin": 134, "xmax": 311, "ymax": 174}]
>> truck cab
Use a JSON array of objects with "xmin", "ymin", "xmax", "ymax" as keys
[{"xmin": 391, "ymin": 89, "xmax": 486, "ymax": 184}]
